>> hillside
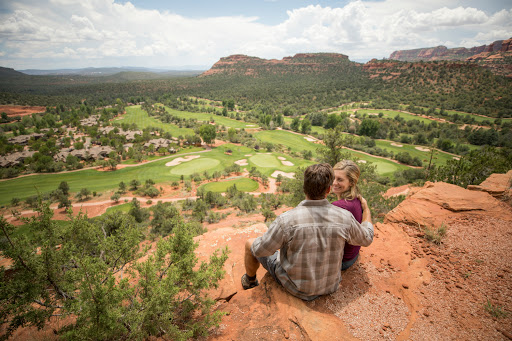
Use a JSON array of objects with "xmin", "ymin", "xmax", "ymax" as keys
[
  {"xmin": 204, "ymin": 172, "xmax": 512, "ymax": 340},
  {"xmin": 389, "ymin": 38, "xmax": 512, "ymax": 78},
  {"xmin": 7, "ymin": 171, "xmax": 511, "ymax": 340},
  {"xmin": 200, "ymin": 53, "xmax": 357, "ymax": 77}
]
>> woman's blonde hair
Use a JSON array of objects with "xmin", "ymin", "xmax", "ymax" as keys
[{"xmin": 333, "ymin": 160, "xmax": 361, "ymax": 200}]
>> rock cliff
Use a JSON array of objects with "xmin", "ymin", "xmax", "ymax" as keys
[
  {"xmin": 200, "ymin": 53, "xmax": 356, "ymax": 77},
  {"xmin": 389, "ymin": 38, "xmax": 512, "ymax": 77},
  {"xmin": 201, "ymin": 173, "xmax": 512, "ymax": 340}
]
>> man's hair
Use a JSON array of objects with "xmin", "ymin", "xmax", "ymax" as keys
[
  {"xmin": 333, "ymin": 160, "xmax": 361, "ymax": 200},
  {"xmin": 303, "ymin": 163, "xmax": 334, "ymax": 199}
]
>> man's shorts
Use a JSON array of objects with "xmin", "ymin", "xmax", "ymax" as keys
[{"xmin": 255, "ymin": 251, "xmax": 281, "ymax": 284}]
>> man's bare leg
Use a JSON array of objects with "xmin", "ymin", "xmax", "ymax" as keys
[{"xmin": 244, "ymin": 238, "xmax": 260, "ymax": 277}]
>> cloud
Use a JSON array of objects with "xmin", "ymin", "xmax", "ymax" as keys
[{"xmin": 0, "ymin": 0, "xmax": 510, "ymax": 69}]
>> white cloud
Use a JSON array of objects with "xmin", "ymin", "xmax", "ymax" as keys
[{"xmin": 0, "ymin": 0, "xmax": 510, "ymax": 69}]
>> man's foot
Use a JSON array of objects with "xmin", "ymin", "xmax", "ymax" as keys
[{"xmin": 241, "ymin": 274, "xmax": 259, "ymax": 289}]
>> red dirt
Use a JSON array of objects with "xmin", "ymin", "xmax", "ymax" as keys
[{"xmin": 0, "ymin": 105, "xmax": 46, "ymax": 117}]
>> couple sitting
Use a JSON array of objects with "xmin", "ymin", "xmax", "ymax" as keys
[{"xmin": 242, "ymin": 161, "xmax": 373, "ymax": 301}]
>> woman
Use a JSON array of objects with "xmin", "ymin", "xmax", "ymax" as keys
[{"xmin": 331, "ymin": 160, "xmax": 363, "ymax": 270}]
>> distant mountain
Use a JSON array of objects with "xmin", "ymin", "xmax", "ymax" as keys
[
  {"xmin": 389, "ymin": 38, "xmax": 512, "ymax": 77},
  {"xmin": 200, "ymin": 53, "xmax": 358, "ymax": 77},
  {"xmin": 0, "ymin": 67, "xmax": 27, "ymax": 78},
  {"xmin": 389, "ymin": 38, "xmax": 512, "ymax": 62},
  {"xmin": 19, "ymin": 67, "xmax": 205, "ymax": 76}
]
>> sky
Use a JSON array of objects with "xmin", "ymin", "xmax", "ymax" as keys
[{"xmin": 0, "ymin": 0, "xmax": 510, "ymax": 70}]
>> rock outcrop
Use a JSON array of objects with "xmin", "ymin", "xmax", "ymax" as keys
[
  {"xmin": 200, "ymin": 53, "xmax": 355, "ymax": 77},
  {"xmin": 389, "ymin": 38, "xmax": 512, "ymax": 77},
  {"xmin": 389, "ymin": 39, "xmax": 512, "ymax": 62},
  {"xmin": 201, "ymin": 175, "xmax": 512, "ymax": 340}
]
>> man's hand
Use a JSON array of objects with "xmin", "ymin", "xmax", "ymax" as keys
[{"xmin": 360, "ymin": 196, "xmax": 372, "ymax": 223}]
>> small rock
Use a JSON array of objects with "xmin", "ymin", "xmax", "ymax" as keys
[{"xmin": 402, "ymin": 283, "xmax": 409, "ymax": 289}]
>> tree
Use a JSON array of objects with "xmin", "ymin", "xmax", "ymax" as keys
[
  {"xmin": 428, "ymin": 146, "xmax": 512, "ymax": 188},
  {"xmin": 76, "ymin": 187, "xmax": 91, "ymax": 201},
  {"xmin": 358, "ymin": 119, "xmax": 380, "ymax": 138},
  {"xmin": 300, "ymin": 118, "xmax": 312, "ymax": 134},
  {"xmin": 129, "ymin": 179, "xmax": 140, "ymax": 191},
  {"xmin": 199, "ymin": 124, "xmax": 216, "ymax": 146},
  {"xmin": 227, "ymin": 127, "xmax": 237, "ymax": 142},
  {"xmin": 317, "ymin": 127, "xmax": 351, "ymax": 166},
  {"xmin": 0, "ymin": 201, "xmax": 228, "ymax": 340},
  {"xmin": 110, "ymin": 192, "xmax": 121, "ymax": 203},
  {"xmin": 291, "ymin": 117, "xmax": 300, "ymax": 132},
  {"xmin": 58, "ymin": 181, "xmax": 70, "ymax": 195}
]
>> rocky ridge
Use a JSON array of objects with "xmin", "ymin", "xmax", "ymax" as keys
[
  {"xmin": 200, "ymin": 53, "xmax": 355, "ymax": 77},
  {"xmin": 201, "ymin": 172, "xmax": 512, "ymax": 340},
  {"xmin": 389, "ymin": 38, "xmax": 512, "ymax": 77}
]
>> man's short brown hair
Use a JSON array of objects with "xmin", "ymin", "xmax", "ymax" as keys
[{"xmin": 303, "ymin": 163, "xmax": 334, "ymax": 199}]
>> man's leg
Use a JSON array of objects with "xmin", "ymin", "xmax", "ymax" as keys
[
  {"xmin": 242, "ymin": 238, "xmax": 260, "ymax": 289},
  {"xmin": 244, "ymin": 238, "xmax": 260, "ymax": 276}
]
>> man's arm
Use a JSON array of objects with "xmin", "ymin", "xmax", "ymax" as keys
[
  {"xmin": 251, "ymin": 216, "xmax": 284, "ymax": 258},
  {"xmin": 347, "ymin": 196, "xmax": 374, "ymax": 247},
  {"xmin": 360, "ymin": 196, "xmax": 372, "ymax": 223}
]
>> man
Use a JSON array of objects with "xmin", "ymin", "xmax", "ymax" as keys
[{"xmin": 241, "ymin": 163, "xmax": 374, "ymax": 301}]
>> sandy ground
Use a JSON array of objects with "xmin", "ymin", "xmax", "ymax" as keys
[
  {"xmin": 165, "ymin": 155, "xmax": 200, "ymax": 166},
  {"xmin": 415, "ymin": 146, "xmax": 430, "ymax": 152},
  {"xmin": 234, "ymin": 159, "xmax": 248, "ymax": 166},
  {"xmin": 271, "ymin": 170, "xmax": 295, "ymax": 179},
  {"xmin": 391, "ymin": 142, "xmax": 403, "ymax": 147},
  {"xmin": 0, "ymin": 105, "xmax": 46, "ymax": 117}
]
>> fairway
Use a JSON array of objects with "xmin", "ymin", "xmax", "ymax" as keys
[
  {"xmin": 254, "ymin": 130, "xmax": 318, "ymax": 153},
  {"xmin": 169, "ymin": 157, "xmax": 220, "ymax": 175},
  {"xmin": 374, "ymin": 140, "xmax": 454, "ymax": 166},
  {"xmin": 356, "ymin": 109, "xmax": 433, "ymax": 124},
  {"xmin": 119, "ymin": 106, "xmax": 194, "ymax": 136},
  {"xmin": 163, "ymin": 106, "xmax": 256, "ymax": 129},
  {"xmin": 249, "ymin": 154, "xmax": 281, "ymax": 168},
  {"xmin": 199, "ymin": 178, "xmax": 259, "ymax": 193}
]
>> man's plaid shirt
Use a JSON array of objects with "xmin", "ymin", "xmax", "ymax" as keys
[{"xmin": 251, "ymin": 199, "xmax": 374, "ymax": 300}]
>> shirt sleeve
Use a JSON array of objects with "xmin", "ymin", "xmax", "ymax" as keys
[
  {"xmin": 251, "ymin": 215, "xmax": 285, "ymax": 257},
  {"xmin": 346, "ymin": 219, "xmax": 374, "ymax": 247}
]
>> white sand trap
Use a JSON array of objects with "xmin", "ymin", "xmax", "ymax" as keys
[
  {"xmin": 453, "ymin": 156, "xmax": 460, "ymax": 160},
  {"xmin": 278, "ymin": 157, "xmax": 286, "ymax": 160},
  {"xmin": 357, "ymin": 160, "xmax": 367, "ymax": 164},
  {"xmin": 415, "ymin": 146, "xmax": 430, "ymax": 152},
  {"xmin": 235, "ymin": 159, "xmax": 248, "ymax": 166},
  {"xmin": 304, "ymin": 137, "xmax": 317, "ymax": 142},
  {"xmin": 391, "ymin": 143, "xmax": 403, "ymax": 147},
  {"xmin": 165, "ymin": 155, "xmax": 200, "ymax": 167},
  {"xmin": 245, "ymin": 154, "xmax": 253, "ymax": 157},
  {"xmin": 272, "ymin": 170, "xmax": 295, "ymax": 179},
  {"xmin": 281, "ymin": 161, "xmax": 294, "ymax": 166}
]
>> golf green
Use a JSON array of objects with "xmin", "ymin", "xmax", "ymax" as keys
[
  {"xmin": 169, "ymin": 158, "xmax": 220, "ymax": 175},
  {"xmin": 249, "ymin": 154, "xmax": 281, "ymax": 168}
]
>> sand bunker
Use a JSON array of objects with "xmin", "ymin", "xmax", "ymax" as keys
[
  {"xmin": 415, "ymin": 146, "xmax": 430, "ymax": 152},
  {"xmin": 271, "ymin": 170, "xmax": 295, "ymax": 179},
  {"xmin": 281, "ymin": 161, "xmax": 294, "ymax": 166},
  {"xmin": 357, "ymin": 160, "xmax": 367, "ymax": 164},
  {"xmin": 453, "ymin": 156, "xmax": 460, "ymax": 160},
  {"xmin": 245, "ymin": 154, "xmax": 252, "ymax": 157},
  {"xmin": 304, "ymin": 137, "xmax": 317, "ymax": 142},
  {"xmin": 165, "ymin": 155, "xmax": 200, "ymax": 167},
  {"xmin": 391, "ymin": 143, "xmax": 403, "ymax": 147},
  {"xmin": 235, "ymin": 159, "xmax": 248, "ymax": 166},
  {"xmin": 278, "ymin": 157, "xmax": 286, "ymax": 161}
]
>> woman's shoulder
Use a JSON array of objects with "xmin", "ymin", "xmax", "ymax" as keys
[{"xmin": 332, "ymin": 197, "xmax": 361, "ymax": 209}]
